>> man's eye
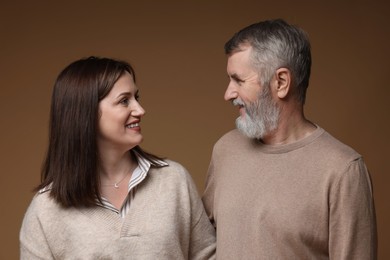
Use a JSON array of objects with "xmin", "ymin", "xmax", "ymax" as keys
[
  {"xmin": 135, "ymin": 94, "xmax": 140, "ymax": 101},
  {"xmin": 232, "ymin": 77, "xmax": 244, "ymax": 85},
  {"xmin": 234, "ymin": 79, "xmax": 243, "ymax": 86}
]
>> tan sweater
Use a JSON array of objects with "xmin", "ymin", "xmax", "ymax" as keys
[
  {"xmin": 203, "ymin": 127, "xmax": 376, "ymax": 259},
  {"xmin": 20, "ymin": 160, "xmax": 216, "ymax": 260}
]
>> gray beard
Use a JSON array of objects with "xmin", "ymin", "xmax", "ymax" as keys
[{"xmin": 235, "ymin": 86, "xmax": 280, "ymax": 139}]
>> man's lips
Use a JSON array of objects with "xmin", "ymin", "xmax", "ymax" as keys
[
  {"xmin": 232, "ymin": 99, "xmax": 246, "ymax": 116},
  {"xmin": 232, "ymin": 99, "xmax": 245, "ymax": 108}
]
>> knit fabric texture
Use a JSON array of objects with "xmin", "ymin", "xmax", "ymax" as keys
[
  {"xmin": 21, "ymin": 160, "xmax": 216, "ymax": 259},
  {"xmin": 203, "ymin": 126, "xmax": 376, "ymax": 259}
]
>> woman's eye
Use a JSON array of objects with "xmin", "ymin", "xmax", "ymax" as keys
[{"xmin": 120, "ymin": 98, "xmax": 129, "ymax": 105}]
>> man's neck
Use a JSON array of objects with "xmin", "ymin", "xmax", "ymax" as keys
[{"xmin": 261, "ymin": 110, "xmax": 316, "ymax": 145}]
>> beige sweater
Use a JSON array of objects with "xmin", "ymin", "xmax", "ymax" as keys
[
  {"xmin": 203, "ymin": 127, "xmax": 376, "ymax": 259},
  {"xmin": 20, "ymin": 160, "xmax": 216, "ymax": 260}
]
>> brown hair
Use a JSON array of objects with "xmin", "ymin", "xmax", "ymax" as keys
[{"xmin": 37, "ymin": 56, "xmax": 164, "ymax": 208}]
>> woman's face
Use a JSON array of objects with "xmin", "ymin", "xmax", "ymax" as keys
[{"xmin": 97, "ymin": 72, "xmax": 145, "ymax": 153}]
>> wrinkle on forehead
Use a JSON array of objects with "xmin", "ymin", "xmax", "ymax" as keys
[{"xmin": 227, "ymin": 47, "xmax": 257, "ymax": 81}]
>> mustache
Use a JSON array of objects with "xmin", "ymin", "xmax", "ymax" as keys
[{"xmin": 232, "ymin": 98, "xmax": 245, "ymax": 107}]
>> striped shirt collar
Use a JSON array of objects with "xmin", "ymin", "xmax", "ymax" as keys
[{"xmin": 97, "ymin": 151, "xmax": 168, "ymax": 217}]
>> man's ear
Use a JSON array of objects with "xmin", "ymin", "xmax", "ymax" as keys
[{"xmin": 273, "ymin": 68, "xmax": 291, "ymax": 99}]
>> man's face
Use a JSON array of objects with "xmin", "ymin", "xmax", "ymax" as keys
[{"xmin": 225, "ymin": 45, "xmax": 280, "ymax": 139}]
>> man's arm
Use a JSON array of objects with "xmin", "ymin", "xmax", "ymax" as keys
[{"xmin": 329, "ymin": 158, "xmax": 377, "ymax": 259}]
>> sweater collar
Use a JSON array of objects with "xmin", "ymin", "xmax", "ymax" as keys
[{"xmin": 250, "ymin": 125, "xmax": 325, "ymax": 154}]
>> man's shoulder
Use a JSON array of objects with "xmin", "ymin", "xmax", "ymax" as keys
[
  {"xmin": 314, "ymin": 127, "xmax": 362, "ymax": 162},
  {"xmin": 215, "ymin": 129, "xmax": 246, "ymax": 147}
]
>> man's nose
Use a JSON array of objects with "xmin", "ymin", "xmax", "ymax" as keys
[{"xmin": 224, "ymin": 81, "xmax": 238, "ymax": 101}]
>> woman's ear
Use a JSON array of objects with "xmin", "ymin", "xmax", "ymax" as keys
[{"xmin": 273, "ymin": 68, "xmax": 291, "ymax": 99}]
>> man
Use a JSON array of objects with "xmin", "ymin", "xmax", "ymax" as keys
[{"xmin": 202, "ymin": 19, "xmax": 377, "ymax": 259}]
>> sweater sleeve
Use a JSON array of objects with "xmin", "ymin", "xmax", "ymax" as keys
[
  {"xmin": 201, "ymin": 152, "xmax": 216, "ymax": 228},
  {"xmin": 329, "ymin": 157, "xmax": 377, "ymax": 259},
  {"xmin": 188, "ymin": 209, "xmax": 216, "ymax": 260},
  {"xmin": 183, "ymin": 168, "xmax": 216, "ymax": 260},
  {"xmin": 20, "ymin": 196, "xmax": 54, "ymax": 260}
]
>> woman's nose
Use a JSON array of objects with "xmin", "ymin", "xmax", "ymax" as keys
[{"xmin": 131, "ymin": 101, "xmax": 145, "ymax": 117}]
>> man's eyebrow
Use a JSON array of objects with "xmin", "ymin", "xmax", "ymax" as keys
[{"xmin": 230, "ymin": 73, "xmax": 243, "ymax": 82}]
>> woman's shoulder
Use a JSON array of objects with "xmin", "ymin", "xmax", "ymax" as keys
[
  {"xmin": 154, "ymin": 159, "xmax": 187, "ymax": 172},
  {"xmin": 163, "ymin": 159, "xmax": 187, "ymax": 170},
  {"xmin": 21, "ymin": 190, "xmax": 61, "ymax": 234},
  {"xmin": 149, "ymin": 159, "xmax": 196, "ymax": 186},
  {"xmin": 24, "ymin": 190, "xmax": 60, "ymax": 216}
]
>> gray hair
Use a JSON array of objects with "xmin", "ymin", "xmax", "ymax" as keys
[{"xmin": 225, "ymin": 19, "xmax": 311, "ymax": 104}]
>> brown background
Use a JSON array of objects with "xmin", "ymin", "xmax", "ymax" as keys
[{"xmin": 1, "ymin": 1, "xmax": 389, "ymax": 259}]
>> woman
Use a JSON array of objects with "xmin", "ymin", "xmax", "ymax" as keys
[{"xmin": 20, "ymin": 57, "xmax": 216, "ymax": 259}]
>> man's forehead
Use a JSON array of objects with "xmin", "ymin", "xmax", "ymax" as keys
[
  {"xmin": 227, "ymin": 46, "xmax": 253, "ymax": 67},
  {"xmin": 227, "ymin": 43, "xmax": 252, "ymax": 57}
]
